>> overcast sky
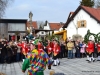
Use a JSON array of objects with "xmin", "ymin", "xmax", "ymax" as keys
[{"xmin": 5, "ymin": 0, "xmax": 81, "ymax": 23}]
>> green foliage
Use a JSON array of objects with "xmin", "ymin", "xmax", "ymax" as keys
[
  {"xmin": 83, "ymin": 29, "xmax": 100, "ymax": 43},
  {"xmin": 96, "ymin": 32, "xmax": 100, "ymax": 42},
  {"xmin": 80, "ymin": 0, "xmax": 95, "ymax": 7},
  {"xmin": 45, "ymin": 34, "xmax": 60, "ymax": 41}
]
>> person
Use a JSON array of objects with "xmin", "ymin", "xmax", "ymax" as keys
[
  {"xmin": 1, "ymin": 41, "xmax": 7, "ymax": 63},
  {"xmin": 0, "ymin": 40, "xmax": 3, "ymax": 63},
  {"xmin": 96, "ymin": 41, "xmax": 100, "ymax": 61},
  {"xmin": 18, "ymin": 40, "xmax": 28, "ymax": 61},
  {"xmin": 22, "ymin": 43, "xmax": 52, "ymax": 75},
  {"xmin": 6, "ymin": 44, "xmax": 13, "ymax": 64},
  {"xmin": 47, "ymin": 40, "xmax": 53, "ymax": 58},
  {"xmin": 80, "ymin": 42, "xmax": 86, "ymax": 58},
  {"xmin": 86, "ymin": 40, "xmax": 95, "ymax": 63},
  {"xmin": 52, "ymin": 40, "xmax": 60, "ymax": 66},
  {"xmin": 67, "ymin": 39, "xmax": 74, "ymax": 59}
]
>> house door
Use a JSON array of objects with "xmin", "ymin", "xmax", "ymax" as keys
[
  {"xmin": 9, "ymin": 35, "xmax": 12, "ymax": 41},
  {"xmin": 9, "ymin": 35, "xmax": 15, "ymax": 41},
  {"xmin": 17, "ymin": 35, "xmax": 20, "ymax": 41}
]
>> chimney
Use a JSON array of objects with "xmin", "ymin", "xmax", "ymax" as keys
[
  {"xmin": 60, "ymin": 22, "xmax": 63, "ymax": 25},
  {"xmin": 44, "ymin": 20, "xmax": 48, "ymax": 26}
]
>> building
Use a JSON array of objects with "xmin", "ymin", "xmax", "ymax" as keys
[
  {"xmin": 0, "ymin": 19, "xmax": 27, "ymax": 41},
  {"xmin": 63, "ymin": 5, "xmax": 100, "ymax": 38},
  {"xmin": 27, "ymin": 21, "xmax": 64, "ymax": 37}
]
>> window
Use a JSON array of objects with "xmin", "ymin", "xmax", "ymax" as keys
[
  {"xmin": 77, "ymin": 20, "xmax": 86, "ymax": 28},
  {"xmin": 41, "ymin": 32, "xmax": 44, "ymax": 34},
  {"xmin": 81, "ymin": 21, "xmax": 84, "ymax": 27}
]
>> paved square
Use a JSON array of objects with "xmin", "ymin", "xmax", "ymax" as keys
[{"xmin": 0, "ymin": 58, "xmax": 100, "ymax": 75}]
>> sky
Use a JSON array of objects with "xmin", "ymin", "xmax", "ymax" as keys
[{"xmin": 5, "ymin": 0, "xmax": 81, "ymax": 23}]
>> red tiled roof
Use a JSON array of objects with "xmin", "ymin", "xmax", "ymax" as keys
[
  {"xmin": 27, "ymin": 21, "xmax": 38, "ymax": 29},
  {"xmin": 66, "ymin": 12, "xmax": 74, "ymax": 23},
  {"xmin": 49, "ymin": 23, "xmax": 64, "ymax": 30},
  {"xmin": 82, "ymin": 6, "xmax": 100, "ymax": 21},
  {"xmin": 70, "ymin": 12, "xmax": 74, "ymax": 14},
  {"xmin": 63, "ymin": 5, "xmax": 100, "ymax": 28}
]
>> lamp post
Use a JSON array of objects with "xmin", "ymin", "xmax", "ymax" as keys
[{"xmin": 29, "ymin": 11, "xmax": 33, "ymax": 34}]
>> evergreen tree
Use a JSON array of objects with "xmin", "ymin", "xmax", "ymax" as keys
[{"xmin": 80, "ymin": 0, "xmax": 95, "ymax": 7}]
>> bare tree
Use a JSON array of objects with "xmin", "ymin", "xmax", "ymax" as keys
[
  {"xmin": 0, "ymin": 0, "xmax": 13, "ymax": 18},
  {"xmin": 95, "ymin": 0, "xmax": 100, "ymax": 8},
  {"xmin": 37, "ymin": 21, "xmax": 45, "ymax": 29}
]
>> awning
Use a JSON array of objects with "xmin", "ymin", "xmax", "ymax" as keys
[{"xmin": 54, "ymin": 30, "xmax": 67, "ymax": 41}]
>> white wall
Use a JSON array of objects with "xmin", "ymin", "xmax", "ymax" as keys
[
  {"xmin": 36, "ymin": 31, "xmax": 46, "ymax": 36},
  {"xmin": 67, "ymin": 9, "xmax": 100, "ymax": 38},
  {"xmin": 44, "ymin": 23, "xmax": 50, "ymax": 30}
]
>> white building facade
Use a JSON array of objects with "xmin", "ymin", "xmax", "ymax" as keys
[{"xmin": 64, "ymin": 6, "xmax": 100, "ymax": 38}]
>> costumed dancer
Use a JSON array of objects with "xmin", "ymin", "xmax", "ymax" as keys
[
  {"xmin": 86, "ymin": 39, "xmax": 95, "ymax": 63},
  {"xmin": 37, "ymin": 41, "xmax": 43, "ymax": 50},
  {"xmin": 47, "ymin": 40, "xmax": 53, "ymax": 58},
  {"xmin": 18, "ymin": 40, "xmax": 28, "ymax": 61},
  {"xmin": 53, "ymin": 40, "xmax": 60, "ymax": 66},
  {"xmin": 22, "ymin": 43, "xmax": 53, "ymax": 75},
  {"xmin": 96, "ymin": 41, "xmax": 100, "ymax": 61}
]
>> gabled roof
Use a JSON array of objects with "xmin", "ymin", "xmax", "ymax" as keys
[
  {"xmin": 49, "ymin": 23, "xmax": 64, "ymax": 30},
  {"xmin": 66, "ymin": 12, "xmax": 74, "ymax": 24},
  {"xmin": 63, "ymin": 5, "xmax": 100, "ymax": 28},
  {"xmin": 27, "ymin": 21, "xmax": 38, "ymax": 29}
]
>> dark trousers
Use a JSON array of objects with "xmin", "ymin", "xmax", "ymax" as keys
[
  {"xmin": 65, "ymin": 50, "xmax": 68, "ymax": 57},
  {"xmin": 7, "ymin": 56, "xmax": 12, "ymax": 64},
  {"xmin": 13, "ymin": 55, "xmax": 17, "ymax": 62},
  {"xmin": 0, "ymin": 54, "xmax": 1, "ymax": 63},
  {"xmin": 97, "ymin": 52, "xmax": 100, "ymax": 56},
  {"xmin": 89, "ymin": 52, "xmax": 93, "ymax": 57},
  {"xmin": 53, "ymin": 54, "xmax": 59, "ymax": 60},
  {"xmin": 60, "ymin": 51, "xmax": 63, "ymax": 58},
  {"xmin": 16, "ymin": 53, "xmax": 20, "ymax": 62},
  {"xmin": 21, "ymin": 53, "xmax": 25, "ymax": 61},
  {"xmin": 48, "ymin": 53, "xmax": 52, "ymax": 58},
  {"xmin": 1, "ymin": 55, "xmax": 7, "ymax": 63},
  {"xmin": 76, "ymin": 51, "xmax": 80, "ymax": 58}
]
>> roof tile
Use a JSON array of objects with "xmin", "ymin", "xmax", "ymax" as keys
[
  {"xmin": 27, "ymin": 21, "xmax": 38, "ymax": 29},
  {"xmin": 49, "ymin": 23, "xmax": 64, "ymax": 30},
  {"xmin": 82, "ymin": 6, "xmax": 100, "ymax": 21}
]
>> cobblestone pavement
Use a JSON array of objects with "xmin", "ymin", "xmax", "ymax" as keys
[{"xmin": 0, "ymin": 58, "xmax": 100, "ymax": 75}]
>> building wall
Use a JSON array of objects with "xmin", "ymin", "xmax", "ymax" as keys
[
  {"xmin": 36, "ymin": 31, "xmax": 46, "ymax": 37},
  {"xmin": 0, "ymin": 23, "xmax": 26, "ymax": 40},
  {"xmin": 0, "ymin": 23, "xmax": 8, "ymax": 38},
  {"xmin": 44, "ymin": 23, "xmax": 50, "ymax": 30},
  {"xmin": 67, "ymin": 9, "xmax": 100, "ymax": 38}
]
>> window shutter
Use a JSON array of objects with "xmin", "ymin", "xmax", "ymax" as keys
[
  {"xmin": 84, "ymin": 20, "xmax": 87, "ymax": 27},
  {"xmin": 77, "ymin": 21, "xmax": 80, "ymax": 28}
]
